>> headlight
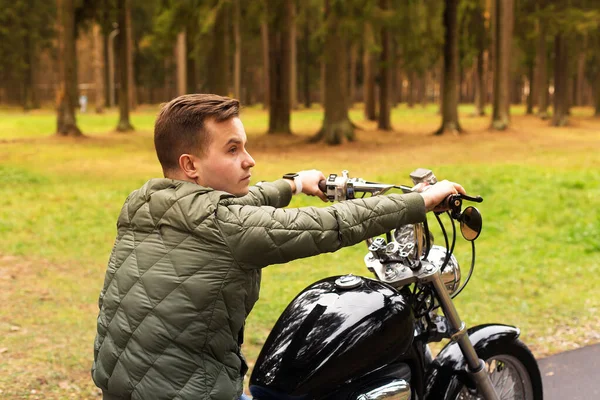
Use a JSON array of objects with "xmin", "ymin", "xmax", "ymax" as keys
[{"xmin": 427, "ymin": 245, "xmax": 461, "ymax": 295}]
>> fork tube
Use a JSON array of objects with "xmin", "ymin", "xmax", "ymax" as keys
[{"xmin": 430, "ymin": 271, "xmax": 500, "ymax": 400}]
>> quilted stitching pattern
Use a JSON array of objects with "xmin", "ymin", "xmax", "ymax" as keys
[{"xmin": 92, "ymin": 179, "xmax": 425, "ymax": 400}]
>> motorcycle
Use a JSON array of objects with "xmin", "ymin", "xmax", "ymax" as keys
[{"xmin": 248, "ymin": 169, "xmax": 543, "ymax": 400}]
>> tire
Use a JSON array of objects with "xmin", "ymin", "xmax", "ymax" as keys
[{"xmin": 449, "ymin": 339, "xmax": 543, "ymax": 400}]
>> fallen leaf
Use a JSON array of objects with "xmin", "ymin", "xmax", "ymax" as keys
[
  {"xmin": 0, "ymin": 348, "xmax": 7, "ymax": 354},
  {"xmin": 10, "ymin": 326, "xmax": 20, "ymax": 332},
  {"xmin": 545, "ymin": 371, "xmax": 554, "ymax": 376}
]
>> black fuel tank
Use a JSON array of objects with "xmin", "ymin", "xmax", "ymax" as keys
[{"xmin": 250, "ymin": 275, "xmax": 414, "ymax": 398}]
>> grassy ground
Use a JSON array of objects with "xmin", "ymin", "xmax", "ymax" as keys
[{"xmin": 0, "ymin": 104, "xmax": 599, "ymax": 399}]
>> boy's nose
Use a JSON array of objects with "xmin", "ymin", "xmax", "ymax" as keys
[{"xmin": 243, "ymin": 152, "xmax": 256, "ymax": 168}]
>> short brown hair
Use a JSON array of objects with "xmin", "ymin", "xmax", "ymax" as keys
[{"xmin": 154, "ymin": 94, "xmax": 240, "ymax": 173}]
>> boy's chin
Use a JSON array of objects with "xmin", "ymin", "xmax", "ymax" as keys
[{"xmin": 233, "ymin": 187, "xmax": 250, "ymax": 197}]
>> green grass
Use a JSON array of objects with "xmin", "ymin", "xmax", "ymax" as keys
[{"xmin": 0, "ymin": 104, "xmax": 599, "ymax": 398}]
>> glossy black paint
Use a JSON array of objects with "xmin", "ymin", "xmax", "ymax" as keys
[
  {"xmin": 250, "ymin": 276, "xmax": 414, "ymax": 398},
  {"xmin": 423, "ymin": 324, "xmax": 520, "ymax": 400}
]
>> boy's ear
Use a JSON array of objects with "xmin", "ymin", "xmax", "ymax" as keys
[{"xmin": 179, "ymin": 154, "xmax": 200, "ymax": 180}]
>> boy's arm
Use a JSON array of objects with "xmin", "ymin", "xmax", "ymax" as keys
[
  {"xmin": 223, "ymin": 179, "xmax": 293, "ymax": 208},
  {"xmin": 215, "ymin": 192, "xmax": 426, "ymax": 269}
]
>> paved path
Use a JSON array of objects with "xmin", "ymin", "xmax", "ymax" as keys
[{"xmin": 539, "ymin": 343, "xmax": 600, "ymax": 399}]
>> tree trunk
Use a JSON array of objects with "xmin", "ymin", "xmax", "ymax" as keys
[
  {"xmin": 126, "ymin": 3, "xmax": 136, "ymax": 109},
  {"xmin": 595, "ymin": 74, "xmax": 600, "ymax": 116},
  {"xmin": 290, "ymin": 1, "xmax": 298, "ymax": 110},
  {"xmin": 458, "ymin": 64, "xmax": 464, "ymax": 104},
  {"xmin": 435, "ymin": 0, "xmax": 461, "ymax": 135},
  {"xmin": 536, "ymin": 18, "xmax": 549, "ymax": 119},
  {"xmin": 244, "ymin": 66, "xmax": 254, "ymax": 105},
  {"xmin": 391, "ymin": 39, "xmax": 399, "ymax": 107},
  {"xmin": 349, "ymin": 43, "xmax": 357, "ymax": 108},
  {"xmin": 207, "ymin": 5, "xmax": 229, "ymax": 96},
  {"xmin": 595, "ymin": 64, "xmax": 600, "ymax": 116},
  {"xmin": 576, "ymin": 50, "xmax": 585, "ymax": 106},
  {"xmin": 103, "ymin": 30, "xmax": 110, "ymax": 108},
  {"xmin": 552, "ymin": 33, "xmax": 569, "ymax": 126},
  {"xmin": 23, "ymin": 32, "xmax": 36, "ymax": 110},
  {"xmin": 363, "ymin": 22, "xmax": 377, "ymax": 120},
  {"xmin": 313, "ymin": 0, "xmax": 354, "ymax": 145},
  {"xmin": 378, "ymin": 0, "xmax": 392, "ymax": 130},
  {"xmin": 320, "ymin": 59, "xmax": 325, "ymax": 106},
  {"xmin": 395, "ymin": 68, "xmax": 403, "ymax": 105},
  {"xmin": 93, "ymin": 24, "xmax": 104, "ymax": 113},
  {"xmin": 303, "ymin": 10, "xmax": 311, "ymax": 109},
  {"xmin": 233, "ymin": 0, "xmax": 241, "ymax": 100},
  {"xmin": 267, "ymin": 0, "xmax": 292, "ymax": 134},
  {"xmin": 176, "ymin": 32, "xmax": 186, "ymax": 96},
  {"xmin": 512, "ymin": 76, "xmax": 522, "ymax": 104},
  {"xmin": 567, "ymin": 74, "xmax": 574, "ymax": 114},
  {"xmin": 491, "ymin": 0, "xmax": 513, "ymax": 130},
  {"xmin": 116, "ymin": 0, "xmax": 133, "ymax": 132},
  {"xmin": 56, "ymin": 0, "xmax": 82, "ymax": 136},
  {"xmin": 415, "ymin": 75, "xmax": 423, "ymax": 105},
  {"xmin": 261, "ymin": 21, "xmax": 269, "ymax": 109},
  {"xmin": 474, "ymin": 50, "xmax": 486, "ymax": 115},
  {"xmin": 186, "ymin": 28, "xmax": 197, "ymax": 93},
  {"xmin": 408, "ymin": 71, "xmax": 416, "ymax": 107},
  {"xmin": 526, "ymin": 62, "xmax": 534, "ymax": 114},
  {"xmin": 420, "ymin": 74, "xmax": 427, "ymax": 107}
]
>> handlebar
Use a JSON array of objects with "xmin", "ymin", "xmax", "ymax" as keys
[
  {"xmin": 317, "ymin": 170, "xmax": 483, "ymax": 218},
  {"xmin": 318, "ymin": 179, "xmax": 411, "ymax": 195}
]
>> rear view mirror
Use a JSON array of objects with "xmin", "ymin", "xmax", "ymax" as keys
[{"xmin": 460, "ymin": 206, "xmax": 482, "ymax": 241}]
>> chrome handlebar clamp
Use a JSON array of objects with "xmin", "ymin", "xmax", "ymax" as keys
[
  {"xmin": 324, "ymin": 170, "xmax": 352, "ymax": 202},
  {"xmin": 324, "ymin": 170, "xmax": 396, "ymax": 202}
]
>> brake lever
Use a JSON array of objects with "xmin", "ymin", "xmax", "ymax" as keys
[
  {"xmin": 461, "ymin": 194, "xmax": 483, "ymax": 203},
  {"xmin": 439, "ymin": 193, "xmax": 483, "ymax": 219}
]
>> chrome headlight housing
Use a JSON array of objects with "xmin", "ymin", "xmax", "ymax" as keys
[{"xmin": 427, "ymin": 245, "xmax": 461, "ymax": 295}]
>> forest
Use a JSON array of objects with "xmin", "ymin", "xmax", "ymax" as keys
[{"xmin": 0, "ymin": 0, "xmax": 599, "ymax": 144}]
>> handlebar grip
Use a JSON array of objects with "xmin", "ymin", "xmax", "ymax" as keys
[{"xmin": 318, "ymin": 179, "xmax": 327, "ymax": 193}]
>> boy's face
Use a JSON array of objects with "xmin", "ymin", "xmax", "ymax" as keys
[{"xmin": 195, "ymin": 117, "xmax": 256, "ymax": 196}]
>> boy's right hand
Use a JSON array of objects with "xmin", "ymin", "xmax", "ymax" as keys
[
  {"xmin": 298, "ymin": 170, "xmax": 329, "ymax": 202},
  {"xmin": 418, "ymin": 180, "xmax": 466, "ymax": 212}
]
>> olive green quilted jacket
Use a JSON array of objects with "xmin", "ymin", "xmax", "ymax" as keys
[{"xmin": 92, "ymin": 178, "xmax": 425, "ymax": 400}]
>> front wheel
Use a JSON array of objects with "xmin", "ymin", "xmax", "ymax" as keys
[{"xmin": 451, "ymin": 339, "xmax": 543, "ymax": 400}]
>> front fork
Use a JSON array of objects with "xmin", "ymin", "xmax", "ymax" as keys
[{"xmin": 429, "ymin": 270, "xmax": 500, "ymax": 400}]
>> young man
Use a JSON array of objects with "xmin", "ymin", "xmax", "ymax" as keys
[{"xmin": 92, "ymin": 94, "xmax": 464, "ymax": 400}]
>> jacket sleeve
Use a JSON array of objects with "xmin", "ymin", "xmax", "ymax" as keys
[
  {"xmin": 222, "ymin": 179, "xmax": 293, "ymax": 208},
  {"xmin": 215, "ymin": 191, "xmax": 426, "ymax": 269}
]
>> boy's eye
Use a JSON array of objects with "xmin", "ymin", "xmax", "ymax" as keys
[{"xmin": 229, "ymin": 147, "xmax": 237, "ymax": 154}]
